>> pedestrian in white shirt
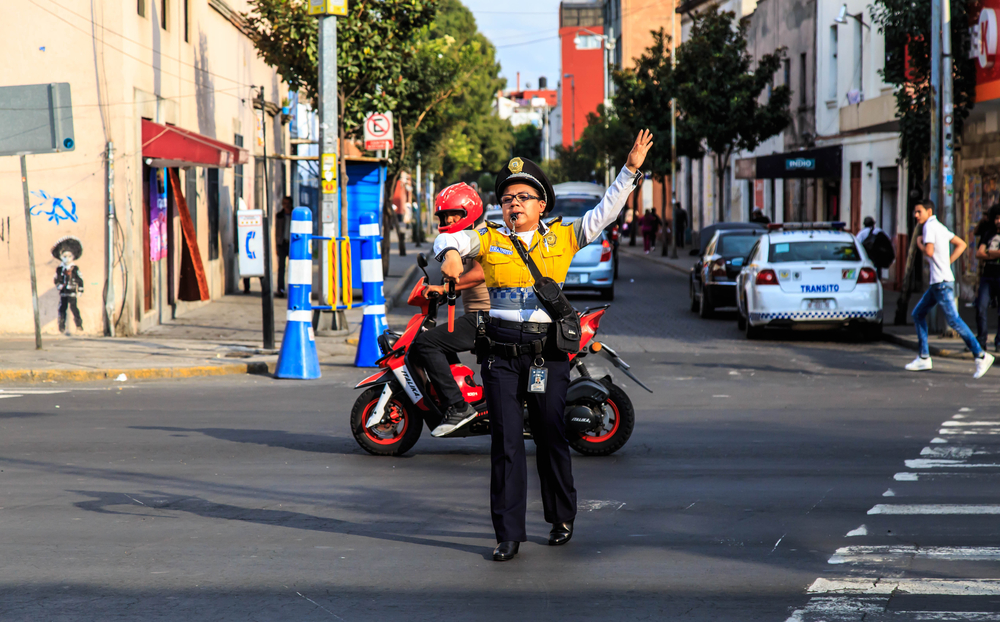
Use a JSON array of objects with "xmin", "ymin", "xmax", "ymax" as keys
[{"xmin": 905, "ymin": 200, "xmax": 995, "ymax": 378}]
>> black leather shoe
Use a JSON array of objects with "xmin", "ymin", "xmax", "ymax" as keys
[
  {"xmin": 493, "ymin": 541, "xmax": 519, "ymax": 561},
  {"xmin": 548, "ymin": 521, "xmax": 574, "ymax": 546}
]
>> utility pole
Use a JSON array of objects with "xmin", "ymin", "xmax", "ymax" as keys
[
  {"xmin": 941, "ymin": 0, "xmax": 955, "ymax": 233},
  {"xmin": 929, "ymin": 0, "xmax": 941, "ymax": 212},
  {"xmin": 311, "ymin": 0, "xmax": 345, "ymax": 329},
  {"xmin": 105, "ymin": 141, "xmax": 116, "ymax": 336},
  {"xmin": 666, "ymin": 6, "xmax": 678, "ymax": 259},
  {"xmin": 254, "ymin": 86, "xmax": 276, "ymax": 351}
]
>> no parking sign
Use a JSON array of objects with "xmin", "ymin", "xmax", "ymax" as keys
[{"xmin": 363, "ymin": 112, "xmax": 394, "ymax": 151}]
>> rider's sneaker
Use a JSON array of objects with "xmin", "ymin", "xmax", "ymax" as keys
[{"xmin": 431, "ymin": 403, "xmax": 479, "ymax": 437}]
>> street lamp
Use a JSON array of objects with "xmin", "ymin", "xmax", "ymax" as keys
[{"xmin": 563, "ymin": 73, "xmax": 576, "ymax": 144}]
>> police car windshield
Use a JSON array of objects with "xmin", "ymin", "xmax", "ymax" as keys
[
  {"xmin": 717, "ymin": 234, "xmax": 758, "ymax": 257},
  {"xmin": 549, "ymin": 196, "xmax": 599, "ymax": 218},
  {"xmin": 769, "ymin": 240, "xmax": 860, "ymax": 263}
]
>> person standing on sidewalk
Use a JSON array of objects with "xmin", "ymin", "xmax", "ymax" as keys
[
  {"xmin": 640, "ymin": 209, "xmax": 659, "ymax": 254},
  {"xmin": 274, "ymin": 197, "xmax": 293, "ymax": 298},
  {"xmin": 975, "ymin": 204, "xmax": 1000, "ymax": 352},
  {"xmin": 905, "ymin": 200, "xmax": 995, "ymax": 378}
]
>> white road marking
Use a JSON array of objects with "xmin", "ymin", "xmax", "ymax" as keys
[
  {"xmin": 938, "ymin": 429, "xmax": 1000, "ymax": 435},
  {"xmin": 882, "ymin": 488, "xmax": 895, "ymax": 496},
  {"xmin": 0, "ymin": 389, "xmax": 67, "ymax": 395},
  {"xmin": 893, "ymin": 472, "xmax": 918, "ymax": 481},
  {"xmin": 930, "ymin": 437, "xmax": 948, "ymax": 443},
  {"xmin": 0, "ymin": 395, "xmax": 23, "ymax": 399},
  {"xmin": 868, "ymin": 504, "xmax": 1000, "ymax": 515},
  {"xmin": 808, "ymin": 578, "xmax": 1000, "ymax": 595},
  {"xmin": 828, "ymin": 546, "xmax": 1000, "ymax": 564},
  {"xmin": 941, "ymin": 421, "xmax": 1000, "ymax": 426},
  {"xmin": 904, "ymin": 459, "xmax": 1000, "ymax": 469},
  {"xmin": 920, "ymin": 446, "xmax": 975, "ymax": 458},
  {"xmin": 845, "ymin": 524, "xmax": 867, "ymax": 537},
  {"xmin": 895, "ymin": 471, "xmax": 1000, "ymax": 481},
  {"xmin": 960, "ymin": 407, "xmax": 974, "ymax": 412},
  {"xmin": 787, "ymin": 598, "xmax": 1000, "ymax": 621}
]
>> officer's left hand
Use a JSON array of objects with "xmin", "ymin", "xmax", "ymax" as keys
[{"xmin": 626, "ymin": 129, "xmax": 654, "ymax": 173}]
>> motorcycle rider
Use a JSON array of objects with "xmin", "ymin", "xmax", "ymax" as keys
[
  {"xmin": 409, "ymin": 183, "xmax": 490, "ymax": 438},
  {"xmin": 433, "ymin": 129, "xmax": 653, "ymax": 562}
]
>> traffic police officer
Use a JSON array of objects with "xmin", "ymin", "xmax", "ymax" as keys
[{"xmin": 433, "ymin": 130, "xmax": 653, "ymax": 561}]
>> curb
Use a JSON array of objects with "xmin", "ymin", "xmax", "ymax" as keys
[
  {"xmin": 0, "ymin": 361, "xmax": 277, "ymax": 384},
  {"xmin": 386, "ymin": 264, "xmax": 420, "ymax": 311},
  {"xmin": 619, "ymin": 248, "xmax": 691, "ymax": 275},
  {"xmin": 881, "ymin": 331, "xmax": 974, "ymax": 360}
]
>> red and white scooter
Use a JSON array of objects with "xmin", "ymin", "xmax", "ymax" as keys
[{"xmin": 350, "ymin": 255, "xmax": 651, "ymax": 457}]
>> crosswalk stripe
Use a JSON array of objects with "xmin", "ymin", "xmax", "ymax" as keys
[
  {"xmin": 829, "ymin": 546, "xmax": 1000, "ymax": 564},
  {"xmin": 0, "ymin": 395, "xmax": 24, "ymax": 399},
  {"xmin": 787, "ymin": 597, "xmax": 1000, "ymax": 621},
  {"xmin": 868, "ymin": 504, "xmax": 1000, "ymax": 515},
  {"xmin": 904, "ymin": 459, "xmax": 1000, "ymax": 468},
  {"xmin": 807, "ymin": 578, "xmax": 1000, "ymax": 595},
  {"xmin": 941, "ymin": 421, "xmax": 1000, "ymax": 426},
  {"xmin": 895, "ymin": 471, "xmax": 1000, "ymax": 481}
]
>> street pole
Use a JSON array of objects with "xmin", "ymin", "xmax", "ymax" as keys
[
  {"xmin": 415, "ymin": 152, "xmax": 423, "ymax": 244},
  {"xmin": 20, "ymin": 155, "xmax": 42, "ymax": 350},
  {"xmin": 929, "ymin": 0, "xmax": 941, "ymax": 213},
  {"xmin": 941, "ymin": 0, "xmax": 955, "ymax": 233},
  {"xmin": 317, "ymin": 13, "xmax": 343, "ymax": 329},
  {"xmin": 666, "ymin": 6, "xmax": 678, "ymax": 259},
  {"xmin": 105, "ymin": 141, "xmax": 116, "ymax": 336},
  {"xmin": 256, "ymin": 86, "xmax": 276, "ymax": 351}
]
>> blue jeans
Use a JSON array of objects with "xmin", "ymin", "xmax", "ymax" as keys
[
  {"xmin": 975, "ymin": 276, "xmax": 1000, "ymax": 350},
  {"xmin": 912, "ymin": 282, "xmax": 984, "ymax": 358}
]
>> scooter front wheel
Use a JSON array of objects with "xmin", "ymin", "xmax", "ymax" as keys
[
  {"xmin": 351, "ymin": 386, "xmax": 423, "ymax": 456},
  {"xmin": 568, "ymin": 382, "xmax": 635, "ymax": 457}
]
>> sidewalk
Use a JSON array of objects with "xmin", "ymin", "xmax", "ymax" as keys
[{"xmin": 0, "ymin": 245, "xmax": 423, "ymax": 384}]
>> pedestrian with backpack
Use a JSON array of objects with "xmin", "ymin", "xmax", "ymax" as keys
[{"xmin": 857, "ymin": 216, "xmax": 896, "ymax": 271}]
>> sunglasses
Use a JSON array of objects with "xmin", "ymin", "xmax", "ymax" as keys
[{"xmin": 499, "ymin": 192, "xmax": 542, "ymax": 207}]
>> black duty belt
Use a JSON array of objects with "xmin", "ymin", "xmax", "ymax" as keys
[
  {"xmin": 487, "ymin": 316, "xmax": 551, "ymax": 334},
  {"xmin": 481, "ymin": 337, "xmax": 548, "ymax": 359}
]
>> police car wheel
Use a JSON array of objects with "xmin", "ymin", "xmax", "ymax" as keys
[
  {"xmin": 736, "ymin": 307, "xmax": 747, "ymax": 331},
  {"xmin": 690, "ymin": 280, "xmax": 699, "ymax": 312},
  {"xmin": 745, "ymin": 315, "xmax": 764, "ymax": 340},
  {"xmin": 350, "ymin": 387, "xmax": 423, "ymax": 456},
  {"xmin": 859, "ymin": 322, "xmax": 883, "ymax": 342},
  {"xmin": 568, "ymin": 382, "xmax": 634, "ymax": 457},
  {"xmin": 699, "ymin": 289, "xmax": 714, "ymax": 319}
]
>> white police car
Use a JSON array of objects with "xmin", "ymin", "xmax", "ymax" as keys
[{"xmin": 735, "ymin": 222, "xmax": 883, "ymax": 339}]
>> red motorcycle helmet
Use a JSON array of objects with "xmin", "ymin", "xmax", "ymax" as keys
[{"xmin": 434, "ymin": 183, "xmax": 484, "ymax": 233}]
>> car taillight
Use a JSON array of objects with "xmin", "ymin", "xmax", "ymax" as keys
[
  {"xmin": 755, "ymin": 269, "xmax": 778, "ymax": 285},
  {"xmin": 711, "ymin": 258, "xmax": 727, "ymax": 278},
  {"xmin": 858, "ymin": 267, "xmax": 878, "ymax": 283},
  {"xmin": 600, "ymin": 239, "xmax": 612, "ymax": 262}
]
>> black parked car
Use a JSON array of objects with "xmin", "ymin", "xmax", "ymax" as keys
[{"xmin": 690, "ymin": 224, "xmax": 766, "ymax": 318}]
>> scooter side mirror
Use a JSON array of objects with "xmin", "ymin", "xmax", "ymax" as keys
[{"xmin": 417, "ymin": 254, "xmax": 428, "ymax": 269}]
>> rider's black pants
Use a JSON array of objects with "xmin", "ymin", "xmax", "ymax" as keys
[
  {"xmin": 482, "ymin": 324, "xmax": 577, "ymax": 543},
  {"xmin": 409, "ymin": 312, "xmax": 479, "ymax": 408}
]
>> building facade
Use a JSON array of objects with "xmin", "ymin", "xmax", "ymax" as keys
[
  {"xmin": 559, "ymin": 2, "xmax": 607, "ymax": 148},
  {"xmin": 0, "ymin": 0, "xmax": 288, "ymax": 336}
]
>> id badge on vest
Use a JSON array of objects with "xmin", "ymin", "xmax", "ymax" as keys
[{"xmin": 528, "ymin": 358, "xmax": 548, "ymax": 394}]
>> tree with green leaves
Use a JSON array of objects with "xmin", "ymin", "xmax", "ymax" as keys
[
  {"xmin": 870, "ymin": 0, "xmax": 974, "ymax": 186},
  {"xmin": 511, "ymin": 124, "xmax": 542, "ymax": 162},
  {"xmin": 673, "ymin": 9, "xmax": 791, "ymax": 222}
]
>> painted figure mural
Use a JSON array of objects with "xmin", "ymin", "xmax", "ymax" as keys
[{"xmin": 52, "ymin": 236, "xmax": 84, "ymax": 334}]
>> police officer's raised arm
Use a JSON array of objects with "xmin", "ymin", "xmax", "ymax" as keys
[
  {"xmin": 573, "ymin": 130, "xmax": 653, "ymax": 248},
  {"xmin": 434, "ymin": 229, "xmax": 481, "ymax": 280}
]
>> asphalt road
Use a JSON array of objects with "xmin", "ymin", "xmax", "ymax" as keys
[{"xmin": 2, "ymin": 252, "xmax": 999, "ymax": 621}]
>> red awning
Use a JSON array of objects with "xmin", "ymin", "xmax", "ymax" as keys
[{"xmin": 141, "ymin": 119, "xmax": 249, "ymax": 168}]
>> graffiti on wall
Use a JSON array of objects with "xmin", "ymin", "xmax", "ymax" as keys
[
  {"xmin": 51, "ymin": 236, "xmax": 84, "ymax": 335},
  {"xmin": 30, "ymin": 190, "xmax": 78, "ymax": 225},
  {"xmin": 150, "ymin": 168, "xmax": 168, "ymax": 261},
  {"xmin": 0, "ymin": 216, "xmax": 9, "ymax": 257}
]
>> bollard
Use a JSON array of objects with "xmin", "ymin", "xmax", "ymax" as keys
[
  {"xmin": 275, "ymin": 207, "xmax": 323, "ymax": 379},
  {"xmin": 355, "ymin": 212, "xmax": 388, "ymax": 367}
]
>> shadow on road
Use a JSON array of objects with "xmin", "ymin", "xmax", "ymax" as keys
[{"xmin": 70, "ymin": 489, "xmax": 496, "ymax": 559}]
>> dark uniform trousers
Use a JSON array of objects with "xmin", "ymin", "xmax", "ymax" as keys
[
  {"xmin": 482, "ymin": 323, "xmax": 577, "ymax": 542},
  {"xmin": 409, "ymin": 312, "xmax": 479, "ymax": 409}
]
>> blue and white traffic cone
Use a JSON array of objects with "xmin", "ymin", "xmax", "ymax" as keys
[
  {"xmin": 355, "ymin": 212, "xmax": 388, "ymax": 367},
  {"xmin": 275, "ymin": 207, "xmax": 322, "ymax": 379}
]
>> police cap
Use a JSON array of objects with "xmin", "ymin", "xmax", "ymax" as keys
[{"xmin": 495, "ymin": 157, "xmax": 557, "ymax": 214}]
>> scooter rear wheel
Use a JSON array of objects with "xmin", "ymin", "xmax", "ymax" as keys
[
  {"xmin": 351, "ymin": 386, "xmax": 423, "ymax": 456},
  {"xmin": 568, "ymin": 381, "xmax": 635, "ymax": 457}
]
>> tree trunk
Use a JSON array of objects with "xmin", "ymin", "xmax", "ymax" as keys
[{"xmin": 716, "ymin": 154, "xmax": 726, "ymax": 223}]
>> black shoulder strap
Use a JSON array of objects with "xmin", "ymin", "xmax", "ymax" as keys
[{"xmin": 508, "ymin": 234, "xmax": 545, "ymax": 284}]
